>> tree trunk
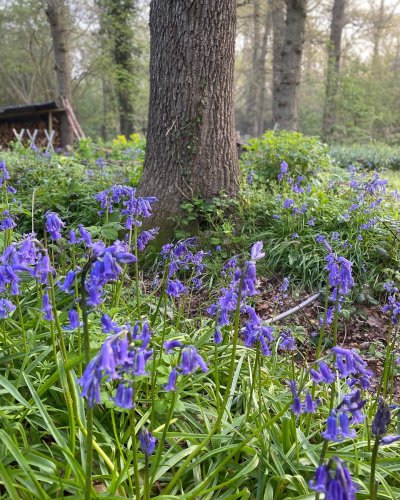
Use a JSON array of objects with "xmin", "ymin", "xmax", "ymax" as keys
[
  {"xmin": 322, "ymin": 0, "xmax": 346, "ymax": 141},
  {"xmin": 273, "ymin": 0, "xmax": 307, "ymax": 131},
  {"xmin": 256, "ymin": 8, "xmax": 272, "ymax": 136},
  {"xmin": 139, "ymin": 0, "xmax": 240, "ymax": 237},
  {"xmin": 45, "ymin": 0, "xmax": 74, "ymax": 147},
  {"xmin": 270, "ymin": 0, "xmax": 285, "ymax": 129},
  {"xmin": 105, "ymin": 0, "xmax": 136, "ymax": 137},
  {"xmin": 248, "ymin": 0, "xmax": 261, "ymax": 137},
  {"xmin": 249, "ymin": 0, "xmax": 271, "ymax": 137}
]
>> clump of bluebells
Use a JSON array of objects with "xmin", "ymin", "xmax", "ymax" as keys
[
  {"xmin": 310, "ymin": 457, "xmax": 360, "ymax": 499},
  {"xmin": 207, "ymin": 241, "xmax": 273, "ymax": 352}
]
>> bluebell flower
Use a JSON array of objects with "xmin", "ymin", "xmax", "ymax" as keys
[
  {"xmin": 166, "ymin": 278, "xmax": 186, "ymax": 297},
  {"xmin": 277, "ymin": 161, "xmax": 288, "ymax": 181},
  {"xmin": 101, "ymin": 314, "xmax": 121, "ymax": 334},
  {"xmin": 250, "ymin": 241, "xmax": 265, "ymax": 261},
  {"xmin": 279, "ymin": 329, "xmax": 295, "ymax": 351},
  {"xmin": 310, "ymin": 458, "xmax": 359, "ymax": 498},
  {"xmin": 42, "ymin": 291, "xmax": 53, "ymax": 321},
  {"xmin": 214, "ymin": 329, "xmax": 223, "ymax": 344},
  {"xmin": 114, "ymin": 383, "xmax": 134, "ymax": 409},
  {"xmin": 164, "ymin": 368, "xmax": 178, "ymax": 391},
  {"xmin": 337, "ymin": 390, "xmax": 367, "ymax": 424},
  {"xmin": 380, "ymin": 435, "xmax": 400, "ymax": 445},
  {"xmin": 311, "ymin": 361, "xmax": 336, "ymax": 384},
  {"xmin": 139, "ymin": 428, "xmax": 157, "ymax": 456},
  {"xmin": 180, "ymin": 345, "xmax": 208, "ymax": 374},
  {"xmin": 372, "ymin": 398, "xmax": 391, "ymax": 437},
  {"xmin": 283, "ymin": 198, "xmax": 294, "ymax": 209},
  {"xmin": 322, "ymin": 411, "xmax": 342, "ymax": 442},
  {"xmin": 163, "ymin": 340, "xmax": 183, "ymax": 353},
  {"xmin": 45, "ymin": 211, "xmax": 65, "ymax": 240},
  {"xmin": 0, "ymin": 160, "xmax": 11, "ymax": 185},
  {"xmin": 58, "ymin": 270, "xmax": 76, "ymax": 294},
  {"xmin": 242, "ymin": 306, "xmax": 274, "ymax": 355},
  {"xmin": 310, "ymin": 465, "xmax": 328, "ymax": 492},
  {"xmin": 137, "ymin": 228, "xmax": 159, "ymax": 251},
  {"xmin": 0, "ymin": 298, "xmax": 15, "ymax": 318},
  {"xmin": 64, "ymin": 308, "xmax": 81, "ymax": 330},
  {"xmin": 332, "ymin": 346, "xmax": 372, "ymax": 388},
  {"xmin": 0, "ymin": 211, "xmax": 16, "ymax": 231}
]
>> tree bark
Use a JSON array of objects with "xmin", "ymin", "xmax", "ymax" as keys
[
  {"xmin": 273, "ymin": 0, "xmax": 307, "ymax": 131},
  {"xmin": 256, "ymin": 8, "xmax": 272, "ymax": 136},
  {"xmin": 104, "ymin": 0, "xmax": 137, "ymax": 137},
  {"xmin": 271, "ymin": 0, "xmax": 286, "ymax": 129},
  {"xmin": 249, "ymin": 0, "xmax": 271, "ymax": 137},
  {"xmin": 139, "ymin": 0, "xmax": 240, "ymax": 237},
  {"xmin": 45, "ymin": 0, "xmax": 74, "ymax": 147},
  {"xmin": 322, "ymin": 0, "xmax": 346, "ymax": 141}
]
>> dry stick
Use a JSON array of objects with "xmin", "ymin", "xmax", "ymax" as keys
[{"xmin": 264, "ymin": 292, "xmax": 321, "ymax": 324}]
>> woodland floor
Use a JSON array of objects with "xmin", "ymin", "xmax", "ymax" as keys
[{"xmin": 255, "ymin": 276, "xmax": 398, "ymax": 397}]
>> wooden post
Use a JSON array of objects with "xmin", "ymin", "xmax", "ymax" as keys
[{"xmin": 48, "ymin": 111, "xmax": 53, "ymax": 133}]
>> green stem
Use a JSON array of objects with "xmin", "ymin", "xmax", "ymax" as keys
[
  {"xmin": 151, "ymin": 390, "xmax": 178, "ymax": 483},
  {"xmin": 163, "ymin": 271, "xmax": 244, "ymax": 495},
  {"xmin": 369, "ymin": 437, "xmax": 380, "ymax": 500},
  {"xmin": 81, "ymin": 263, "xmax": 94, "ymax": 500},
  {"xmin": 144, "ymin": 455, "xmax": 150, "ymax": 500},
  {"xmin": 15, "ymin": 295, "xmax": 27, "ymax": 353},
  {"xmin": 130, "ymin": 408, "xmax": 141, "ymax": 500},
  {"xmin": 246, "ymin": 345, "xmax": 260, "ymax": 420},
  {"xmin": 134, "ymin": 223, "xmax": 140, "ymax": 316}
]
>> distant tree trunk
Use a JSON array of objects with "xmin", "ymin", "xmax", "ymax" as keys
[
  {"xmin": 256, "ymin": 10, "xmax": 271, "ymax": 136},
  {"xmin": 271, "ymin": 0, "xmax": 286, "ymax": 129},
  {"xmin": 45, "ymin": 0, "xmax": 74, "ymax": 147},
  {"xmin": 248, "ymin": 0, "xmax": 261, "ymax": 136},
  {"xmin": 322, "ymin": 0, "xmax": 346, "ymax": 141},
  {"xmin": 139, "ymin": 0, "xmax": 240, "ymax": 236},
  {"xmin": 273, "ymin": 0, "xmax": 307, "ymax": 131},
  {"xmin": 249, "ymin": 0, "xmax": 271, "ymax": 137},
  {"xmin": 97, "ymin": 0, "xmax": 113, "ymax": 141},
  {"xmin": 105, "ymin": 0, "xmax": 136, "ymax": 137}
]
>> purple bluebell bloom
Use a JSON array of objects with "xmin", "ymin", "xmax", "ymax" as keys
[
  {"xmin": 137, "ymin": 228, "xmax": 159, "ymax": 251},
  {"xmin": 45, "ymin": 211, "xmax": 65, "ymax": 240},
  {"xmin": 166, "ymin": 279, "xmax": 186, "ymax": 297},
  {"xmin": 114, "ymin": 384, "xmax": 134, "ymax": 409},
  {"xmin": 164, "ymin": 368, "xmax": 178, "ymax": 391},
  {"xmin": 322, "ymin": 412, "xmax": 342, "ymax": 442},
  {"xmin": 42, "ymin": 291, "xmax": 53, "ymax": 321},
  {"xmin": 0, "ymin": 298, "xmax": 15, "ymax": 318},
  {"xmin": 310, "ymin": 458, "xmax": 359, "ymax": 498},
  {"xmin": 311, "ymin": 361, "xmax": 336, "ymax": 384},
  {"xmin": 164, "ymin": 339, "xmax": 183, "ymax": 353},
  {"xmin": 139, "ymin": 428, "xmax": 157, "ymax": 456},
  {"xmin": 372, "ymin": 398, "xmax": 391, "ymax": 437},
  {"xmin": 180, "ymin": 345, "xmax": 208, "ymax": 374},
  {"xmin": 64, "ymin": 308, "xmax": 80, "ymax": 330},
  {"xmin": 59, "ymin": 270, "xmax": 76, "ymax": 294}
]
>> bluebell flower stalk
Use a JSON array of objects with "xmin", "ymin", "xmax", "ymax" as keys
[{"xmin": 162, "ymin": 241, "xmax": 265, "ymax": 496}]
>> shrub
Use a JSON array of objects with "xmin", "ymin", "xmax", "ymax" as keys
[
  {"xmin": 242, "ymin": 130, "xmax": 332, "ymax": 182},
  {"xmin": 329, "ymin": 143, "xmax": 400, "ymax": 171}
]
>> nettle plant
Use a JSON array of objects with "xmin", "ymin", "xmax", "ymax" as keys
[{"xmin": 0, "ymin": 156, "xmax": 400, "ymax": 499}]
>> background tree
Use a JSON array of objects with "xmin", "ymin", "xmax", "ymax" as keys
[
  {"xmin": 273, "ymin": 0, "xmax": 307, "ymax": 130},
  {"xmin": 45, "ymin": 0, "xmax": 74, "ymax": 146},
  {"xmin": 139, "ymin": 0, "xmax": 240, "ymax": 234},
  {"xmin": 322, "ymin": 0, "xmax": 346, "ymax": 140},
  {"xmin": 101, "ymin": 0, "xmax": 138, "ymax": 137}
]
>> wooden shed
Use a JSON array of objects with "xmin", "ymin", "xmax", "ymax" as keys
[{"xmin": 0, "ymin": 98, "xmax": 84, "ymax": 150}]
